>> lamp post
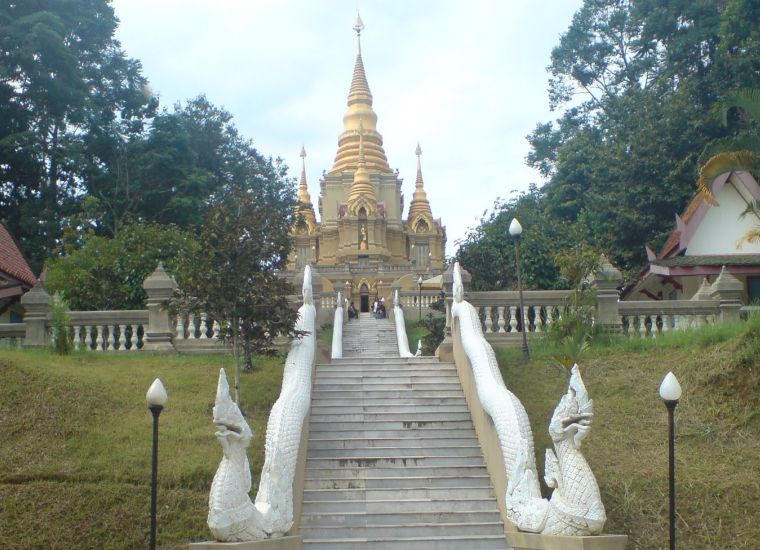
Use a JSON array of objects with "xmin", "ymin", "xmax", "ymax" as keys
[
  {"xmin": 417, "ymin": 275, "xmax": 423, "ymax": 321},
  {"xmin": 146, "ymin": 378, "xmax": 168, "ymax": 550},
  {"xmin": 659, "ymin": 372, "xmax": 682, "ymax": 550},
  {"xmin": 509, "ymin": 218, "xmax": 529, "ymax": 361}
]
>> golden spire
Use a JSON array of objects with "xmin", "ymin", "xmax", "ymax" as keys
[
  {"xmin": 408, "ymin": 142, "xmax": 433, "ymax": 222},
  {"xmin": 347, "ymin": 123, "xmax": 377, "ymax": 211},
  {"xmin": 330, "ymin": 14, "xmax": 391, "ymax": 175},
  {"xmin": 295, "ymin": 145, "xmax": 317, "ymax": 230}
]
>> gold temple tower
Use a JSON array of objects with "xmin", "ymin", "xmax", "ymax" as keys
[{"xmin": 288, "ymin": 15, "xmax": 446, "ymax": 312}]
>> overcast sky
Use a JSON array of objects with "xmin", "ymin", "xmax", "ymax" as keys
[{"xmin": 111, "ymin": 0, "xmax": 583, "ymax": 256}]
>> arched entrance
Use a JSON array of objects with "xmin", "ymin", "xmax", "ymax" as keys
[{"xmin": 360, "ymin": 283, "xmax": 370, "ymax": 312}]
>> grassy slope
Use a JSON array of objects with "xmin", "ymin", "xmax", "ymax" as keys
[
  {"xmin": 3, "ymin": 318, "xmax": 759, "ymax": 549},
  {"xmin": 0, "ymin": 351, "xmax": 285, "ymax": 549},
  {"xmin": 497, "ymin": 318, "xmax": 760, "ymax": 549}
]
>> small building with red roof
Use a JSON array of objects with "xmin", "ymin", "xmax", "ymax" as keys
[
  {"xmin": 623, "ymin": 171, "xmax": 760, "ymax": 303},
  {"xmin": 0, "ymin": 221, "xmax": 37, "ymax": 322}
]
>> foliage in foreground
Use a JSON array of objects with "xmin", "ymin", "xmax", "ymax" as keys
[{"xmin": 0, "ymin": 350, "xmax": 285, "ymax": 549}]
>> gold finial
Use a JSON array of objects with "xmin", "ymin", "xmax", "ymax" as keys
[
  {"xmin": 415, "ymin": 142, "xmax": 422, "ymax": 175},
  {"xmin": 353, "ymin": 12, "xmax": 364, "ymax": 53}
]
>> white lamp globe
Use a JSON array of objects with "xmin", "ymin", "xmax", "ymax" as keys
[
  {"xmin": 509, "ymin": 218, "xmax": 523, "ymax": 237},
  {"xmin": 146, "ymin": 378, "xmax": 168, "ymax": 407},
  {"xmin": 659, "ymin": 372, "xmax": 682, "ymax": 401}
]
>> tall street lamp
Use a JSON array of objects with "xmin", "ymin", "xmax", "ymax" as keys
[
  {"xmin": 417, "ymin": 275, "xmax": 423, "ymax": 321},
  {"xmin": 509, "ymin": 218, "xmax": 529, "ymax": 361},
  {"xmin": 146, "ymin": 378, "xmax": 168, "ymax": 550},
  {"xmin": 659, "ymin": 372, "xmax": 682, "ymax": 550}
]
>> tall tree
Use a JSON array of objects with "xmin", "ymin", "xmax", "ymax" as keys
[{"xmin": 0, "ymin": 0, "xmax": 154, "ymax": 270}]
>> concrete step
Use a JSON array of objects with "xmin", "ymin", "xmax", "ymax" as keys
[
  {"xmin": 301, "ymin": 521, "xmax": 505, "ymax": 539},
  {"xmin": 308, "ymin": 419, "xmax": 475, "ymax": 431},
  {"xmin": 302, "ymin": 486, "xmax": 495, "ymax": 501},
  {"xmin": 309, "ymin": 411, "xmax": 473, "ymax": 422},
  {"xmin": 307, "ymin": 437, "xmax": 478, "ymax": 449},
  {"xmin": 305, "ymin": 455, "xmax": 486, "ymax": 469},
  {"xmin": 305, "ymin": 465, "xmax": 491, "ymax": 479},
  {"xmin": 306, "ymin": 445, "xmax": 483, "ymax": 459},
  {"xmin": 307, "ymin": 428, "xmax": 478, "ymax": 439},
  {"xmin": 301, "ymin": 497, "xmax": 500, "ymax": 514},
  {"xmin": 301, "ymin": 535, "xmax": 509, "ymax": 549},
  {"xmin": 301, "ymin": 509, "xmax": 502, "ymax": 526},
  {"xmin": 310, "ymin": 405, "xmax": 470, "ymax": 416},
  {"xmin": 314, "ymin": 376, "xmax": 459, "ymax": 385},
  {"xmin": 311, "ymin": 397, "xmax": 466, "ymax": 406},
  {"xmin": 304, "ymin": 475, "xmax": 492, "ymax": 490},
  {"xmin": 312, "ymin": 389, "xmax": 464, "ymax": 398},
  {"xmin": 325, "ymin": 357, "xmax": 444, "ymax": 365}
]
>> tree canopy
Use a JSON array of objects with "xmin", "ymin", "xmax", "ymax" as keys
[{"xmin": 458, "ymin": 0, "xmax": 760, "ymax": 288}]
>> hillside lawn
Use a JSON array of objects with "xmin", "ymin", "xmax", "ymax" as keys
[{"xmin": 1, "ymin": 315, "xmax": 758, "ymax": 549}]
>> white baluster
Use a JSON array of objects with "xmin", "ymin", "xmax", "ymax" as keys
[
  {"xmin": 187, "ymin": 313, "xmax": 196, "ymax": 339},
  {"xmin": 484, "ymin": 307, "xmax": 493, "ymax": 333},
  {"xmin": 175, "ymin": 314, "xmax": 184, "ymax": 340},
  {"xmin": 95, "ymin": 325, "xmax": 104, "ymax": 351},
  {"xmin": 72, "ymin": 325, "xmax": 81, "ymax": 351},
  {"xmin": 105, "ymin": 325, "xmax": 115, "ymax": 351},
  {"xmin": 534, "ymin": 306, "xmax": 543, "ymax": 333},
  {"xmin": 659, "ymin": 315, "xmax": 669, "ymax": 336},
  {"xmin": 509, "ymin": 306, "xmax": 518, "ymax": 333},
  {"xmin": 200, "ymin": 313, "xmax": 209, "ymax": 339},
  {"xmin": 497, "ymin": 306, "xmax": 506, "ymax": 333},
  {"xmin": 212, "ymin": 319, "xmax": 220, "ymax": 340},
  {"xmin": 118, "ymin": 324, "xmax": 126, "ymax": 350}
]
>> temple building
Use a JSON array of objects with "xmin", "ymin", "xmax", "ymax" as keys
[{"xmin": 287, "ymin": 15, "xmax": 446, "ymax": 312}]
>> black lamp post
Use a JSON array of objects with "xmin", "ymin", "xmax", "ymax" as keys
[
  {"xmin": 146, "ymin": 378, "xmax": 168, "ymax": 550},
  {"xmin": 509, "ymin": 218, "xmax": 529, "ymax": 361},
  {"xmin": 417, "ymin": 275, "xmax": 423, "ymax": 321},
  {"xmin": 659, "ymin": 372, "xmax": 682, "ymax": 550}
]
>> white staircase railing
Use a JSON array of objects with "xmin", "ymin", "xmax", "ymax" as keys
[
  {"xmin": 331, "ymin": 291, "xmax": 343, "ymax": 359},
  {"xmin": 393, "ymin": 289, "xmax": 413, "ymax": 358}
]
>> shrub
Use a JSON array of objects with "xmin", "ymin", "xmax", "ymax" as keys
[{"xmin": 50, "ymin": 292, "xmax": 73, "ymax": 355}]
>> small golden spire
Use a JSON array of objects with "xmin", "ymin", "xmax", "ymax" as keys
[
  {"xmin": 408, "ymin": 141, "xmax": 433, "ymax": 223},
  {"xmin": 295, "ymin": 145, "xmax": 317, "ymax": 230},
  {"xmin": 347, "ymin": 123, "xmax": 377, "ymax": 211}
]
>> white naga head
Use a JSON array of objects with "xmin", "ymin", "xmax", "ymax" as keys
[
  {"xmin": 549, "ymin": 365, "xmax": 594, "ymax": 449},
  {"xmin": 453, "ymin": 262, "xmax": 464, "ymax": 303},
  {"xmin": 213, "ymin": 369, "xmax": 253, "ymax": 453},
  {"xmin": 302, "ymin": 265, "xmax": 313, "ymax": 305}
]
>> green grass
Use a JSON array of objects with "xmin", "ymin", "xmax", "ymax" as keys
[
  {"xmin": 3, "ymin": 317, "xmax": 759, "ymax": 549},
  {"xmin": 405, "ymin": 318, "xmax": 428, "ymax": 352},
  {"xmin": 0, "ymin": 350, "xmax": 285, "ymax": 549},
  {"xmin": 497, "ymin": 315, "xmax": 760, "ymax": 549}
]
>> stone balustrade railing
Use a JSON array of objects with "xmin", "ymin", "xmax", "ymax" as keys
[
  {"xmin": 468, "ymin": 290, "xmax": 574, "ymax": 335},
  {"xmin": 618, "ymin": 299, "xmax": 720, "ymax": 337},
  {"xmin": 0, "ymin": 322, "xmax": 25, "ymax": 347},
  {"xmin": 173, "ymin": 312, "xmax": 221, "ymax": 341},
  {"xmin": 397, "ymin": 289, "xmax": 442, "ymax": 311},
  {"xmin": 68, "ymin": 310, "xmax": 148, "ymax": 351}
]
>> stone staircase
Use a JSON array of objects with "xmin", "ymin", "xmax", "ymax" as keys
[
  {"xmin": 341, "ymin": 312, "xmax": 398, "ymax": 357},
  {"xmin": 300, "ymin": 316, "xmax": 509, "ymax": 549}
]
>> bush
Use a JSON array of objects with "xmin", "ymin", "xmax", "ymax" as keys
[
  {"xmin": 46, "ymin": 223, "xmax": 200, "ymax": 310},
  {"xmin": 419, "ymin": 314, "xmax": 445, "ymax": 355},
  {"xmin": 50, "ymin": 293, "xmax": 73, "ymax": 355}
]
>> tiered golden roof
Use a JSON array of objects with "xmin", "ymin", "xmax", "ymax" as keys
[
  {"xmin": 294, "ymin": 146, "xmax": 317, "ymax": 231},
  {"xmin": 407, "ymin": 142, "xmax": 433, "ymax": 223},
  {"xmin": 330, "ymin": 14, "xmax": 391, "ymax": 175}
]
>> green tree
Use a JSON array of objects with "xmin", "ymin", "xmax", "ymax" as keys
[
  {"xmin": 0, "ymin": 0, "xmax": 154, "ymax": 269},
  {"xmin": 177, "ymin": 145, "xmax": 298, "ymax": 404},
  {"xmin": 45, "ymin": 223, "xmax": 200, "ymax": 310}
]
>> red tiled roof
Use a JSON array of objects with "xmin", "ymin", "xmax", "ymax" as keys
[{"xmin": 0, "ymin": 222, "xmax": 36, "ymax": 286}]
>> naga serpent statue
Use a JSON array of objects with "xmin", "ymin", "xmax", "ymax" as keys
[
  {"xmin": 451, "ymin": 262, "xmax": 606, "ymax": 536},
  {"xmin": 207, "ymin": 266, "xmax": 316, "ymax": 541}
]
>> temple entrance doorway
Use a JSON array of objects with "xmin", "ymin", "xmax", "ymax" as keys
[{"xmin": 360, "ymin": 283, "xmax": 370, "ymax": 312}]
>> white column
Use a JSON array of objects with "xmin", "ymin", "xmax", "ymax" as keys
[
  {"xmin": 497, "ymin": 306, "xmax": 506, "ymax": 333},
  {"xmin": 509, "ymin": 306, "xmax": 518, "ymax": 333},
  {"xmin": 175, "ymin": 315, "xmax": 184, "ymax": 340},
  {"xmin": 534, "ymin": 306, "xmax": 543, "ymax": 333},
  {"xmin": 95, "ymin": 325, "xmax": 104, "ymax": 351},
  {"xmin": 212, "ymin": 319, "xmax": 220, "ymax": 340},
  {"xmin": 200, "ymin": 313, "xmax": 209, "ymax": 339},
  {"xmin": 484, "ymin": 307, "xmax": 493, "ymax": 333},
  {"xmin": 118, "ymin": 324, "xmax": 126, "ymax": 350},
  {"xmin": 187, "ymin": 313, "xmax": 197, "ymax": 339}
]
